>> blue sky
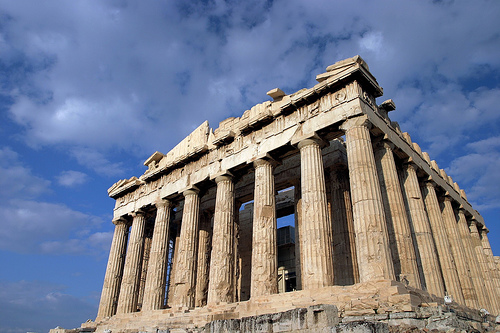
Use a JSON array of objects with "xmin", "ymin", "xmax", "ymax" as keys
[{"xmin": 1, "ymin": 1, "xmax": 499, "ymax": 332}]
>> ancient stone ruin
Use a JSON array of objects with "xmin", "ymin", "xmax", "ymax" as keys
[{"xmin": 70, "ymin": 56, "xmax": 500, "ymax": 332}]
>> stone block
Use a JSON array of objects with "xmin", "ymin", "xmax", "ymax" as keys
[
  {"xmin": 306, "ymin": 304, "xmax": 339, "ymax": 329},
  {"xmin": 334, "ymin": 321, "xmax": 389, "ymax": 333}
]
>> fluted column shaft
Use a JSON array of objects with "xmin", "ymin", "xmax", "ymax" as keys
[
  {"xmin": 440, "ymin": 197, "xmax": 478, "ymax": 308},
  {"xmin": 142, "ymin": 200, "xmax": 172, "ymax": 311},
  {"xmin": 419, "ymin": 181, "xmax": 455, "ymax": 299},
  {"xmin": 195, "ymin": 211, "xmax": 212, "ymax": 307},
  {"xmin": 97, "ymin": 219, "xmax": 129, "ymax": 318},
  {"xmin": 207, "ymin": 175, "xmax": 235, "ymax": 304},
  {"xmin": 251, "ymin": 159, "xmax": 278, "ymax": 297},
  {"xmin": 456, "ymin": 209, "xmax": 492, "ymax": 311},
  {"xmin": 341, "ymin": 117, "xmax": 394, "ymax": 282},
  {"xmin": 480, "ymin": 229, "xmax": 500, "ymax": 313},
  {"xmin": 167, "ymin": 225, "xmax": 181, "ymax": 306},
  {"xmin": 294, "ymin": 182, "xmax": 303, "ymax": 290},
  {"xmin": 374, "ymin": 142, "xmax": 420, "ymax": 288},
  {"xmin": 171, "ymin": 189, "xmax": 200, "ymax": 308},
  {"xmin": 400, "ymin": 172, "xmax": 444, "ymax": 296},
  {"xmin": 298, "ymin": 138, "xmax": 334, "ymax": 289},
  {"xmin": 330, "ymin": 166, "xmax": 359, "ymax": 285},
  {"xmin": 137, "ymin": 234, "xmax": 152, "ymax": 308},
  {"xmin": 472, "ymin": 225, "xmax": 500, "ymax": 314},
  {"xmin": 117, "ymin": 211, "xmax": 147, "ymax": 313}
]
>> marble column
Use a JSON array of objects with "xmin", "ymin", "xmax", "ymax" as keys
[
  {"xmin": 167, "ymin": 224, "xmax": 181, "ymax": 306},
  {"xmin": 97, "ymin": 218, "xmax": 129, "ymax": 318},
  {"xmin": 480, "ymin": 228, "xmax": 500, "ymax": 312},
  {"xmin": 374, "ymin": 141, "xmax": 421, "ymax": 288},
  {"xmin": 330, "ymin": 165, "xmax": 359, "ymax": 285},
  {"xmin": 233, "ymin": 201, "xmax": 242, "ymax": 302},
  {"xmin": 117, "ymin": 211, "xmax": 147, "ymax": 314},
  {"xmin": 137, "ymin": 230, "xmax": 153, "ymax": 309},
  {"xmin": 400, "ymin": 168, "xmax": 444, "ymax": 295},
  {"xmin": 207, "ymin": 174, "xmax": 235, "ymax": 304},
  {"xmin": 455, "ymin": 209, "xmax": 492, "ymax": 311},
  {"xmin": 251, "ymin": 159, "xmax": 278, "ymax": 297},
  {"xmin": 298, "ymin": 138, "xmax": 334, "ymax": 289},
  {"xmin": 142, "ymin": 199, "xmax": 172, "ymax": 311},
  {"xmin": 419, "ymin": 181, "xmax": 455, "ymax": 300},
  {"xmin": 476, "ymin": 226, "xmax": 500, "ymax": 313},
  {"xmin": 340, "ymin": 116, "xmax": 395, "ymax": 282},
  {"xmin": 470, "ymin": 221, "xmax": 497, "ymax": 310},
  {"xmin": 294, "ymin": 181, "xmax": 302, "ymax": 290},
  {"xmin": 195, "ymin": 211, "xmax": 213, "ymax": 307},
  {"xmin": 170, "ymin": 188, "xmax": 201, "ymax": 308},
  {"xmin": 440, "ymin": 197, "xmax": 478, "ymax": 308},
  {"xmin": 238, "ymin": 204, "xmax": 253, "ymax": 301}
]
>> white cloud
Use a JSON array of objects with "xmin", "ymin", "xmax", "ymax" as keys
[
  {"xmin": 0, "ymin": 280, "xmax": 96, "ymax": 333},
  {"xmin": 0, "ymin": 199, "xmax": 106, "ymax": 254},
  {"xmin": 71, "ymin": 148, "xmax": 126, "ymax": 177},
  {"xmin": 0, "ymin": 146, "xmax": 108, "ymax": 255},
  {"xmin": 447, "ymin": 137, "xmax": 500, "ymax": 210},
  {"xmin": 359, "ymin": 31, "xmax": 384, "ymax": 55},
  {"xmin": 40, "ymin": 231, "xmax": 112, "ymax": 257},
  {"xmin": 0, "ymin": 147, "xmax": 51, "ymax": 199},
  {"xmin": 57, "ymin": 170, "xmax": 89, "ymax": 187}
]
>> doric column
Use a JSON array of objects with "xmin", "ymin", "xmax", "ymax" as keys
[
  {"xmin": 297, "ymin": 138, "xmax": 334, "ymax": 289},
  {"xmin": 399, "ymin": 169, "xmax": 444, "ymax": 296},
  {"xmin": 480, "ymin": 229, "xmax": 500, "ymax": 308},
  {"xmin": 195, "ymin": 211, "xmax": 212, "ymax": 307},
  {"xmin": 294, "ymin": 181, "xmax": 302, "ymax": 290},
  {"xmin": 238, "ymin": 204, "xmax": 253, "ymax": 301},
  {"xmin": 418, "ymin": 181, "xmax": 454, "ymax": 299},
  {"xmin": 440, "ymin": 197, "xmax": 478, "ymax": 308},
  {"xmin": 116, "ymin": 211, "xmax": 147, "ymax": 314},
  {"xmin": 137, "ymin": 230, "xmax": 152, "ymax": 309},
  {"xmin": 170, "ymin": 188, "xmax": 201, "ymax": 308},
  {"xmin": 233, "ymin": 201, "xmax": 242, "ymax": 302},
  {"xmin": 400, "ymin": 171, "xmax": 444, "ymax": 295},
  {"xmin": 97, "ymin": 218, "xmax": 129, "ymax": 319},
  {"xmin": 374, "ymin": 141, "xmax": 420, "ymax": 288},
  {"xmin": 470, "ymin": 221, "xmax": 497, "ymax": 310},
  {"xmin": 207, "ymin": 174, "xmax": 235, "ymax": 304},
  {"xmin": 456, "ymin": 209, "xmax": 492, "ymax": 311},
  {"xmin": 330, "ymin": 165, "xmax": 359, "ymax": 286},
  {"xmin": 142, "ymin": 199, "xmax": 172, "ymax": 311},
  {"xmin": 251, "ymin": 159, "xmax": 278, "ymax": 297},
  {"xmin": 166, "ymin": 224, "xmax": 180, "ymax": 306},
  {"xmin": 340, "ymin": 116, "xmax": 394, "ymax": 282}
]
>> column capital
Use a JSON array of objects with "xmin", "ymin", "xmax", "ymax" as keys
[
  {"xmin": 154, "ymin": 198, "xmax": 171, "ymax": 209},
  {"xmin": 422, "ymin": 179, "xmax": 437, "ymax": 189},
  {"xmin": 373, "ymin": 139, "xmax": 395, "ymax": 152},
  {"xmin": 130, "ymin": 209, "xmax": 145, "ymax": 218},
  {"xmin": 183, "ymin": 187, "xmax": 200, "ymax": 197},
  {"xmin": 112, "ymin": 217, "xmax": 128, "ymax": 226},
  {"xmin": 253, "ymin": 157, "xmax": 278, "ymax": 169},
  {"xmin": 297, "ymin": 137, "xmax": 321, "ymax": 150},
  {"xmin": 339, "ymin": 115, "xmax": 371, "ymax": 132},
  {"xmin": 291, "ymin": 131, "xmax": 328, "ymax": 148},
  {"xmin": 402, "ymin": 161, "xmax": 418, "ymax": 173},
  {"xmin": 215, "ymin": 174, "xmax": 233, "ymax": 184},
  {"xmin": 442, "ymin": 195, "xmax": 453, "ymax": 203},
  {"xmin": 211, "ymin": 170, "xmax": 233, "ymax": 182}
]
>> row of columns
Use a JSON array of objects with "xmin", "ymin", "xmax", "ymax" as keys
[{"xmin": 97, "ymin": 115, "xmax": 500, "ymax": 319}]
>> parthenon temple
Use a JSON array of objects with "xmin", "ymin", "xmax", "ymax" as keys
[{"xmin": 81, "ymin": 56, "xmax": 500, "ymax": 332}]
